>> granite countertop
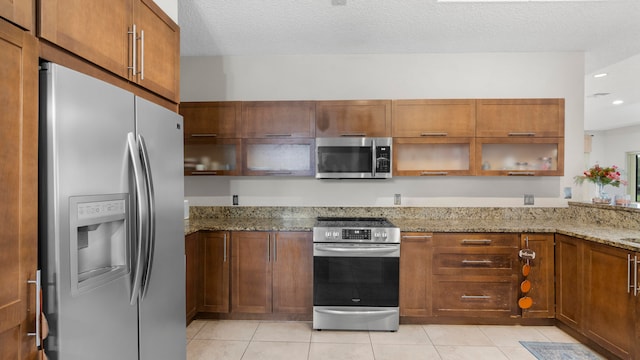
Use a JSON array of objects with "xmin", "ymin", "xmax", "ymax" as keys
[{"xmin": 185, "ymin": 217, "xmax": 640, "ymax": 251}]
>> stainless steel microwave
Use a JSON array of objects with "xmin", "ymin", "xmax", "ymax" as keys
[{"xmin": 315, "ymin": 137, "xmax": 392, "ymax": 179}]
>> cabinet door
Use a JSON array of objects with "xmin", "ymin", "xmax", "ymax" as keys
[
  {"xmin": 520, "ymin": 234, "xmax": 555, "ymax": 319},
  {"xmin": 432, "ymin": 276, "xmax": 518, "ymax": 317},
  {"xmin": 243, "ymin": 138, "xmax": 315, "ymax": 176},
  {"xmin": 132, "ymin": 0, "xmax": 180, "ymax": 102},
  {"xmin": 555, "ymin": 234, "xmax": 582, "ymax": 329},
  {"xmin": 475, "ymin": 137, "xmax": 564, "ymax": 176},
  {"xmin": 392, "ymin": 99, "xmax": 476, "ymax": 137},
  {"xmin": 184, "ymin": 138, "xmax": 242, "ymax": 176},
  {"xmin": 231, "ymin": 232, "xmax": 272, "ymax": 313},
  {"xmin": 39, "ymin": 0, "xmax": 132, "ymax": 79},
  {"xmin": 242, "ymin": 101, "xmax": 316, "ymax": 138},
  {"xmin": 200, "ymin": 232, "xmax": 230, "ymax": 313},
  {"xmin": 0, "ymin": 0, "xmax": 33, "ymax": 31},
  {"xmin": 0, "ymin": 19, "xmax": 38, "ymax": 359},
  {"xmin": 583, "ymin": 242, "xmax": 636, "ymax": 359},
  {"xmin": 316, "ymin": 100, "xmax": 391, "ymax": 137},
  {"xmin": 180, "ymin": 101, "xmax": 241, "ymax": 139},
  {"xmin": 393, "ymin": 138, "xmax": 475, "ymax": 176},
  {"xmin": 399, "ymin": 233, "xmax": 433, "ymax": 317},
  {"xmin": 476, "ymin": 98, "xmax": 564, "ymax": 137},
  {"xmin": 185, "ymin": 232, "xmax": 199, "ymax": 322},
  {"xmin": 272, "ymin": 232, "xmax": 313, "ymax": 314}
]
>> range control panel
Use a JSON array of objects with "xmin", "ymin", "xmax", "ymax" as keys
[{"xmin": 313, "ymin": 227, "xmax": 399, "ymax": 243}]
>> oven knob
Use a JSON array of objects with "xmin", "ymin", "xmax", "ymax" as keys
[
  {"xmin": 325, "ymin": 231, "xmax": 332, "ymax": 238},
  {"xmin": 382, "ymin": 232, "xmax": 388, "ymax": 238},
  {"xmin": 374, "ymin": 232, "xmax": 380, "ymax": 238},
  {"xmin": 332, "ymin": 231, "xmax": 340, "ymax": 238}
]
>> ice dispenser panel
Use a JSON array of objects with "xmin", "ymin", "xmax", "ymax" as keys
[{"xmin": 69, "ymin": 194, "xmax": 129, "ymax": 296}]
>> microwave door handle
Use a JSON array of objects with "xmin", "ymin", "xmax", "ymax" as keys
[{"xmin": 371, "ymin": 139, "xmax": 376, "ymax": 178}]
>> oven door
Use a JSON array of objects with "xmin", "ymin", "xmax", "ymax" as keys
[{"xmin": 313, "ymin": 243, "xmax": 399, "ymax": 307}]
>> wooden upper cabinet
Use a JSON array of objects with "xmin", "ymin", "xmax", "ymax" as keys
[
  {"xmin": 39, "ymin": 0, "xmax": 132, "ymax": 79},
  {"xmin": 316, "ymin": 100, "xmax": 391, "ymax": 137},
  {"xmin": 392, "ymin": 99, "xmax": 476, "ymax": 137},
  {"xmin": 0, "ymin": 0, "xmax": 33, "ymax": 31},
  {"xmin": 39, "ymin": 0, "xmax": 180, "ymax": 102},
  {"xmin": 180, "ymin": 101, "xmax": 241, "ymax": 138},
  {"xmin": 242, "ymin": 101, "xmax": 316, "ymax": 138},
  {"xmin": 476, "ymin": 99, "xmax": 565, "ymax": 137},
  {"xmin": 132, "ymin": 0, "xmax": 179, "ymax": 102}
]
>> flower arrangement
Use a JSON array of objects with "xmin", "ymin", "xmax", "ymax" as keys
[{"xmin": 574, "ymin": 164, "xmax": 627, "ymax": 187}]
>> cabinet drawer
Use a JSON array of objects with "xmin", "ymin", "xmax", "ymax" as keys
[
  {"xmin": 432, "ymin": 276, "xmax": 517, "ymax": 317},
  {"xmin": 433, "ymin": 248, "xmax": 517, "ymax": 276},
  {"xmin": 433, "ymin": 233, "xmax": 518, "ymax": 248}
]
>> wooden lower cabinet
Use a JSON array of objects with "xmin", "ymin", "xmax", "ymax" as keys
[
  {"xmin": 399, "ymin": 232, "xmax": 433, "ymax": 316},
  {"xmin": 231, "ymin": 231, "xmax": 312, "ymax": 315},
  {"xmin": 520, "ymin": 234, "xmax": 555, "ymax": 319},
  {"xmin": 556, "ymin": 234, "xmax": 639, "ymax": 359},
  {"xmin": 185, "ymin": 232, "xmax": 200, "ymax": 323},
  {"xmin": 201, "ymin": 231, "xmax": 230, "ymax": 313}
]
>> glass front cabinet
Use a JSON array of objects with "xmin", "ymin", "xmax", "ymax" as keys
[{"xmin": 475, "ymin": 138, "xmax": 564, "ymax": 176}]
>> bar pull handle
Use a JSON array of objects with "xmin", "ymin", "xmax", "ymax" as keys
[
  {"xmin": 340, "ymin": 133, "xmax": 367, "ymax": 137},
  {"xmin": 461, "ymin": 259, "xmax": 493, "ymax": 265},
  {"xmin": 265, "ymin": 134, "xmax": 292, "ymax": 137},
  {"xmin": 273, "ymin": 236, "xmax": 278, "ymax": 262},
  {"xmin": 27, "ymin": 270, "xmax": 41, "ymax": 348},
  {"xmin": 420, "ymin": 132, "xmax": 448, "ymax": 137},
  {"xmin": 461, "ymin": 295, "xmax": 491, "ymax": 300},
  {"xmin": 461, "ymin": 239, "xmax": 492, "ymax": 245},
  {"xmin": 223, "ymin": 233, "xmax": 227, "ymax": 263},
  {"xmin": 191, "ymin": 133, "xmax": 218, "ymax": 138},
  {"xmin": 264, "ymin": 171, "xmax": 293, "ymax": 175},
  {"xmin": 635, "ymin": 255, "xmax": 639, "ymax": 297},
  {"xmin": 401, "ymin": 235, "xmax": 433, "ymax": 240},
  {"xmin": 508, "ymin": 132, "xmax": 536, "ymax": 137},
  {"xmin": 128, "ymin": 24, "xmax": 137, "ymax": 77},
  {"xmin": 508, "ymin": 172, "xmax": 535, "ymax": 176},
  {"xmin": 420, "ymin": 171, "xmax": 448, "ymax": 176},
  {"xmin": 139, "ymin": 29, "xmax": 144, "ymax": 80},
  {"xmin": 191, "ymin": 171, "xmax": 218, "ymax": 175}
]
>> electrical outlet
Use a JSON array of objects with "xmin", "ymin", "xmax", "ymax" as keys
[
  {"xmin": 394, "ymin": 194, "xmax": 401, "ymax": 205},
  {"xmin": 233, "ymin": 195, "xmax": 239, "ymax": 206},
  {"xmin": 524, "ymin": 194, "xmax": 534, "ymax": 205}
]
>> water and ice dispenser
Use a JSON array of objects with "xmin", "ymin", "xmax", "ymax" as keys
[{"xmin": 69, "ymin": 194, "xmax": 130, "ymax": 295}]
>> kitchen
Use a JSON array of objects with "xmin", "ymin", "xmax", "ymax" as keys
[{"xmin": 2, "ymin": 0, "xmax": 640, "ymax": 360}]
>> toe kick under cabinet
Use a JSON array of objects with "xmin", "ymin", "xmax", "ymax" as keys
[{"xmin": 431, "ymin": 233, "xmax": 520, "ymax": 318}]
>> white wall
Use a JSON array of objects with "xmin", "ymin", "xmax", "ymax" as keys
[
  {"xmin": 181, "ymin": 52, "xmax": 585, "ymax": 207},
  {"xmin": 588, "ymin": 125, "xmax": 640, "ymax": 199},
  {"xmin": 154, "ymin": 0, "xmax": 178, "ymax": 23}
]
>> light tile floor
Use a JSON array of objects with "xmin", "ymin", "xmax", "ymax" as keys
[{"xmin": 186, "ymin": 320, "xmax": 589, "ymax": 360}]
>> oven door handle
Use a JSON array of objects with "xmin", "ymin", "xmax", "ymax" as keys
[
  {"xmin": 315, "ymin": 308, "xmax": 398, "ymax": 316},
  {"xmin": 314, "ymin": 244, "xmax": 399, "ymax": 257}
]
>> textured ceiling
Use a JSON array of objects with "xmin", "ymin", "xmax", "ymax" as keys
[{"xmin": 178, "ymin": 0, "xmax": 640, "ymax": 130}]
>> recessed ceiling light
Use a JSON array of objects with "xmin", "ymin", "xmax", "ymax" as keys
[
  {"xmin": 612, "ymin": 100, "xmax": 624, "ymax": 105},
  {"xmin": 593, "ymin": 73, "xmax": 608, "ymax": 78}
]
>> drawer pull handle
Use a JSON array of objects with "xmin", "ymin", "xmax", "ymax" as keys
[
  {"xmin": 420, "ymin": 132, "xmax": 448, "ymax": 137},
  {"xmin": 401, "ymin": 235, "xmax": 433, "ymax": 239},
  {"xmin": 461, "ymin": 239, "xmax": 492, "ymax": 245},
  {"xmin": 461, "ymin": 259, "xmax": 493, "ymax": 265},
  {"xmin": 191, "ymin": 133, "xmax": 218, "ymax": 137},
  {"xmin": 461, "ymin": 295, "xmax": 491, "ymax": 300}
]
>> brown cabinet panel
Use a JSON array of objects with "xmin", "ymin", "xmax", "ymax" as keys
[
  {"xmin": 433, "ymin": 248, "xmax": 517, "ymax": 276},
  {"xmin": 520, "ymin": 234, "xmax": 555, "ymax": 319},
  {"xmin": 555, "ymin": 234, "xmax": 582, "ymax": 329},
  {"xmin": 272, "ymin": 232, "xmax": 313, "ymax": 314},
  {"xmin": 132, "ymin": 0, "xmax": 179, "ymax": 101},
  {"xmin": 231, "ymin": 232, "xmax": 272, "ymax": 313},
  {"xmin": 392, "ymin": 99, "xmax": 476, "ymax": 137},
  {"xmin": 185, "ymin": 232, "xmax": 199, "ymax": 322},
  {"xmin": 432, "ymin": 276, "xmax": 518, "ymax": 317},
  {"xmin": 433, "ymin": 233, "xmax": 518, "ymax": 248},
  {"xmin": 180, "ymin": 101, "xmax": 241, "ymax": 138},
  {"xmin": 0, "ymin": 18, "xmax": 38, "ymax": 358},
  {"xmin": 0, "ymin": 0, "xmax": 33, "ymax": 31},
  {"xmin": 39, "ymin": 0, "xmax": 132, "ymax": 79},
  {"xmin": 476, "ymin": 98, "xmax": 564, "ymax": 137},
  {"xmin": 242, "ymin": 101, "xmax": 315, "ymax": 138},
  {"xmin": 399, "ymin": 233, "xmax": 433, "ymax": 317},
  {"xmin": 316, "ymin": 100, "xmax": 391, "ymax": 137},
  {"xmin": 583, "ymin": 242, "xmax": 636, "ymax": 359},
  {"xmin": 201, "ymin": 232, "xmax": 230, "ymax": 313}
]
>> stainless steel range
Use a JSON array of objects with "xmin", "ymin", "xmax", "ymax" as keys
[{"xmin": 312, "ymin": 217, "xmax": 400, "ymax": 331}]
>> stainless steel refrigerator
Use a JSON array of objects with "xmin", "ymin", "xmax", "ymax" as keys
[{"xmin": 39, "ymin": 62, "xmax": 186, "ymax": 360}]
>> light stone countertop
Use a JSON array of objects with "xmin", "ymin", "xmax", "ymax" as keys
[{"xmin": 185, "ymin": 216, "xmax": 640, "ymax": 251}]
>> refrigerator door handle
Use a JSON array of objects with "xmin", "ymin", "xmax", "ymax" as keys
[
  {"xmin": 138, "ymin": 134, "xmax": 156, "ymax": 300},
  {"xmin": 127, "ymin": 132, "xmax": 149, "ymax": 305}
]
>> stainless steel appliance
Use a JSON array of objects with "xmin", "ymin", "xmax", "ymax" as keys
[
  {"xmin": 39, "ymin": 63, "xmax": 185, "ymax": 360},
  {"xmin": 315, "ymin": 137, "xmax": 392, "ymax": 179},
  {"xmin": 313, "ymin": 217, "xmax": 400, "ymax": 331}
]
